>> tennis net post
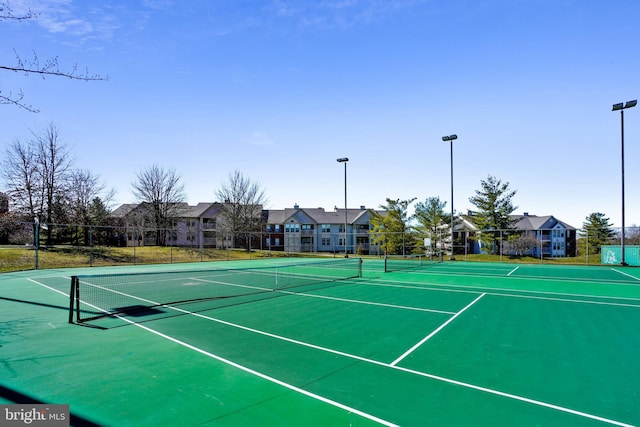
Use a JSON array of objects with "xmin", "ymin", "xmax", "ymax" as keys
[{"xmin": 68, "ymin": 276, "xmax": 78, "ymax": 324}]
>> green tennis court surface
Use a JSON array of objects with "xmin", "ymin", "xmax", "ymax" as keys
[{"xmin": 2, "ymin": 259, "xmax": 639, "ymax": 426}]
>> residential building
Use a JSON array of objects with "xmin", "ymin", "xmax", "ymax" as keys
[
  {"xmin": 109, "ymin": 202, "xmax": 576, "ymax": 258},
  {"xmin": 264, "ymin": 204, "xmax": 385, "ymax": 255},
  {"xmin": 456, "ymin": 212, "xmax": 576, "ymax": 257},
  {"xmin": 111, "ymin": 202, "xmax": 225, "ymax": 248}
]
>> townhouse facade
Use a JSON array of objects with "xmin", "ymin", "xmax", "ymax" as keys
[
  {"xmin": 110, "ymin": 202, "xmax": 385, "ymax": 255},
  {"xmin": 264, "ymin": 204, "xmax": 385, "ymax": 255},
  {"xmin": 110, "ymin": 202, "xmax": 576, "ymax": 258},
  {"xmin": 455, "ymin": 212, "xmax": 577, "ymax": 257},
  {"xmin": 111, "ymin": 202, "xmax": 226, "ymax": 248}
]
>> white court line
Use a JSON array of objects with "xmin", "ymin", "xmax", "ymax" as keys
[
  {"xmin": 277, "ymin": 290, "xmax": 456, "ymax": 315},
  {"xmin": 103, "ymin": 305, "xmax": 399, "ymax": 426},
  {"xmin": 366, "ymin": 278, "xmax": 640, "ymax": 306},
  {"xmin": 390, "ymin": 293, "xmax": 485, "ymax": 366},
  {"xmin": 27, "ymin": 278, "xmax": 398, "ymax": 427},
  {"xmin": 611, "ymin": 268, "xmax": 640, "ymax": 282},
  {"xmin": 507, "ymin": 266, "xmax": 520, "ymax": 276},
  {"xmin": 191, "ymin": 275, "xmax": 456, "ymax": 314},
  {"xmin": 390, "ymin": 364, "xmax": 634, "ymax": 427},
  {"xmin": 408, "ymin": 268, "xmax": 640, "ymax": 286},
  {"xmin": 28, "ymin": 277, "xmax": 634, "ymax": 427},
  {"xmin": 27, "ymin": 277, "xmax": 69, "ymax": 295}
]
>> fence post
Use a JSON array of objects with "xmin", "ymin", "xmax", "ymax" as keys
[
  {"xmin": 34, "ymin": 218, "xmax": 39, "ymax": 270},
  {"xmin": 89, "ymin": 225, "xmax": 93, "ymax": 267},
  {"xmin": 586, "ymin": 229, "xmax": 589, "ymax": 265},
  {"xmin": 539, "ymin": 230, "xmax": 543, "ymax": 263}
]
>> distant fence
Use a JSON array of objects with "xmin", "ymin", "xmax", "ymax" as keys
[
  {"xmin": 0, "ymin": 220, "xmax": 638, "ymax": 271},
  {"xmin": 601, "ymin": 246, "xmax": 640, "ymax": 266}
]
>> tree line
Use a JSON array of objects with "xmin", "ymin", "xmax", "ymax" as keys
[
  {"xmin": 368, "ymin": 175, "xmax": 520, "ymax": 256},
  {"xmin": 1, "ymin": 123, "xmax": 632, "ymax": 255},
  {"xmin": 367, "ymin": 177, "xmax": 632, "ymax": 257},
  {"xmin": 0, "ymin": 123, "xmax": 267, "ymax": 248}
]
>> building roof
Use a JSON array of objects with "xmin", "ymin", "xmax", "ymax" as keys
[
  {"xmin": 266, "ymin": 206, "xmax": 384, "ymax": 225},
  {"xmin": 459, "ymin": 213, "xmax": 576, "ymax": 231},
  {"xmin": 512, "ymin": 214, "xmax": 576, "ymax": 230},
  {"xmin": 110, "ymin": 204, "xmax": 138, "ymax": 218},
  {"xmin": 112, "ymin": 202, "xmax": 224, "ymax": 219},
  {"xmin": 176, "ymin": 202, "xmax": 221, "ymax": 218}
]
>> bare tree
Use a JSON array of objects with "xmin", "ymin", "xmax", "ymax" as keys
[
  {"xmin": 67, "ymin": 169, "xmax": 115, "ymax": 244},
  {"xmin": 1, "ymin": 123, "xmax": 73, "ymax": 244},
  {"xmin": 0, "ymin": 1, "xmax": 37, "ymax": 21},
  {"xmin": 504, "ymin": 232, "xmax": 539, "ymax": 257},
  {"xmin": 1, "ymin": 123, "xmax": 72, "ymax": 225},
  {"xmin": 215, "ymin": 170, "xmax": 267, "ymax": 250},
  {"xmin": 1, "ymin": 1, "xmax": 107, "ymax": 112},
  {"xmin": 1, "ymin": 138, "xmax": 41, "ymax": 219},
  {"xmin": 34, "ymin": 124, "xmax": 73, "ymax": 243},
  {"xmin": 131, "ymin": 165, "xmax": 186, "ymax": 246}
]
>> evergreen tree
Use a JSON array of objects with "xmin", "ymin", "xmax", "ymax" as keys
[
  {"xmin": 370, "ymin": 198, "xmax": 417, "ymax": 255},
  {"xmin": 414, "ymin": 196, "xmax": 448, "ymax": 255},
  {"xmin": 579, "ymin": 212, "xmax": 615, "ymax": 254},
  {"xmin": 468, "ymin": 175, "xmax": 517, "ymax": 254}
]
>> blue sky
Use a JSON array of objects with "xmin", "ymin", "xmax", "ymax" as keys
[{"xmin": 1, "ymin": 0, "xmax": 638, "ymax": 229}]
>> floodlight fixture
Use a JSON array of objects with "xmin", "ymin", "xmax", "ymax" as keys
[
  {"xmin": 443, "ymin": 134, "xmax": 458, "ymax": 260},
  {"xmin": 337, "ymin": 157, "xmax": 349, "ymax": 162},
  {"xmin": 612, "ymin": 99, "xmax": 637, "ymax": 266}
]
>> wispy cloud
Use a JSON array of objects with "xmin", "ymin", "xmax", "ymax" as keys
[
  {"xmin": 9, "ymin": 0, "xmax": 121, "ymax": 42},
  {"xmin": 249, "ymin": 131, "xmax": 274, "ymax": 147},
  {"xmin": 141, "ymin": 0, "xmax": 173, "ymax": 11},
  {"xmin": 271, "ymin": 0, "xmax": 427, "ymax": 30}
]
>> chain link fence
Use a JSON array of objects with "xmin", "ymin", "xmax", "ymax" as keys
[{"xmin": 1, "ymin": 220, "xmax": 638, "ymax": 272}]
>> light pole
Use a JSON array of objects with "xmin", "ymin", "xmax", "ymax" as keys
[
  {"xmin": 442, "ymin": 134, "xmax": 458, "ymax": 260},
  {"xmin": 337, "ymin": 157, "xmax": 349, "ymax": 257},
  {"xmin": 612, "ymin": 100, "xmax": 637, "ymax": 266}
]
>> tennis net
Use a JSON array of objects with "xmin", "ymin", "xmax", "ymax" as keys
[
  {"xmin": 69, "ymin": 258, "xmax": 362, "ymax": 323},
  {"xmin": 384, "ymin": 254, "xmax": 442, "ymax": 272}
]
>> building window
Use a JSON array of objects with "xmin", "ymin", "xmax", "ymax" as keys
[
  {"xmin": 322, "ymin": 237, "xmax": 331, "ymax": 246},
  {"xmin": 302, "ymin": 224, "xmax": 313, "ymax": 230},
  {"xmin": 321, "ymin": 224, "xmax": 331, "ymax": 233},
  {"xmin": 285, "ymin": 223, "xmax": 300, "ymax": 233}
]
